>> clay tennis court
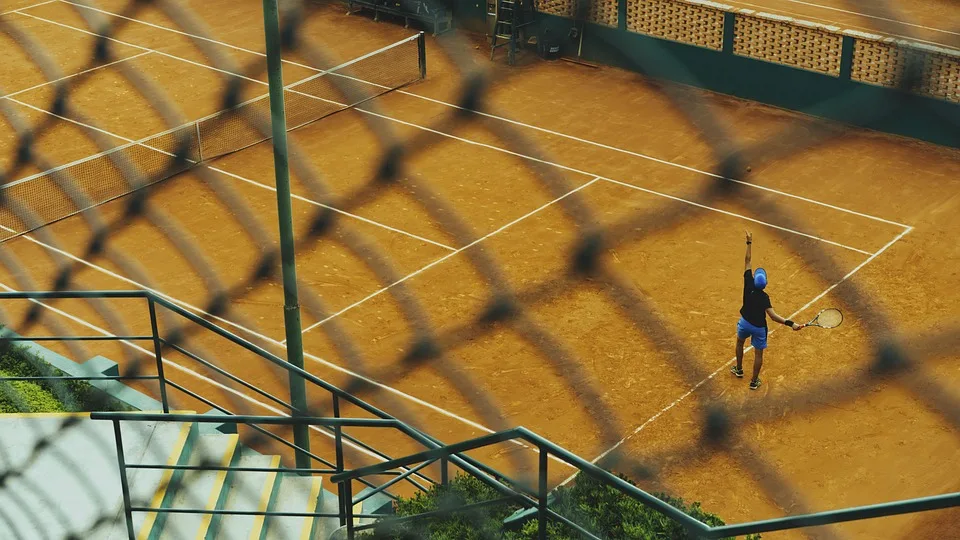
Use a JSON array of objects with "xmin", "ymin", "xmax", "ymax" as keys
[{"xmin": 1, "ymin": 0, "xmax": 958, "ymax": 538}]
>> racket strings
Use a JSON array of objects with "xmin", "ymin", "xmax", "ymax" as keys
[{"xmin": 815, "ymin": 308, "xmax": 843, "ymax": 328}]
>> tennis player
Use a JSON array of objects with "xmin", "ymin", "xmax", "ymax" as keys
[{"xmin": 731, "ymin": 231, "xmax": 803, "ymax": 390}]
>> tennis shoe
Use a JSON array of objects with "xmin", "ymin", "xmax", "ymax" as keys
[
  {"xmin": 730, "ymin": 366, "xmax": 744, "ymax": 378},
  {"xmin": 750, "ymin": 378, "xmax": 762, "ymax": 390}
]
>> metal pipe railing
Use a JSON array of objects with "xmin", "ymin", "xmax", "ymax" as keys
[
  {"xmin": 9, "ymin": 290, "xmax": 955, "ymax": 539},
  {"xmin": 159, "ymin": 338, "xmax": 296, "ymax": 412}
]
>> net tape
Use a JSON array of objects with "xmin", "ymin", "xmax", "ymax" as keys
[{"xmin": 0, "ymin": 0, "xmax": 957, "ymax": 537}]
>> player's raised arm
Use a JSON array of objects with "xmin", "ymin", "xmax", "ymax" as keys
[{"xmin": 745, "ymin": 230, "xmax": 752, "ymax": 272}]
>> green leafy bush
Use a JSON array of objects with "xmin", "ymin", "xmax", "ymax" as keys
[
  {"xmin": 0, "ymin": 367, "xmax": 66, "ymax": 413},
  {"xmin": 0, "ymin": 341, "xmax": 128, "ymax": 413},
  {"xmin": 373, "ymin": 474, "xmax": 516, "ymax": 539},
  {"xmin": 374, "ymin": 472, "xmax": 760, "ymax": 540}
]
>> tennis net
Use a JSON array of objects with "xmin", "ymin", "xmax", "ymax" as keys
[{"xmin": 0, "ymin": 33, "xmax": 425, "ymax": 243}]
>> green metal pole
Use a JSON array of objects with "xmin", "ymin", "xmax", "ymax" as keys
[{"xmin": 261, "ymin": 0, "xmax": 311, "ymax": 472}]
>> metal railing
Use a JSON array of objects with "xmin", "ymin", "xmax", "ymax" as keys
[
  {"xmin": 0, "ymin": 290, "xmax": 437, "ymax": 501},
  {"xmin": 332, "ymin": 426, "xmax": 960, "ymax": 539},
  {"xmin": 6, "ymin": 290, "xmax": 958, "ymax": 539},
  {"xmin": 89, "ymin": 411, "xmax": 518, "ymax": 539}
]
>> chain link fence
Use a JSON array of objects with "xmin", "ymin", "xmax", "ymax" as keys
[{"xmin": 0, "ymin": 0, "xmax": 957, "ymax": 538}]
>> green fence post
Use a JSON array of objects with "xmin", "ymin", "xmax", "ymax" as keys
[
  {"xmin": 261, "ymin": 0, "xmax": 311, "ymax": 471},
  {"xmin": 538, "ymin": 447, "xmax": 547, "ymax": 539},
  {"xmin": 147, "ymin": 296, "xmax": 169, "ymax": 413}
]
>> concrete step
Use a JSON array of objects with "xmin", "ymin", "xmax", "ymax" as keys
[
  {"xmin": 210, "ymin": 449, "xmax": 280, "ymax": 540},
  {"xmin": 262, "ymin": 473, "xmax": 323, "ymax": 540},
  {"xmin": 0, "ymin": 413, "xmax": 196, "ymax": 540},
  {"xmin": 328, "ymin": 486, "xmax": 395, "ymax": 540},
  {"xmin": 354, "ymin": 486, "xmax": 394, "ymax": 517},
  {"xmin": 313, "ymin": 488, "xmax": 344, "ymax": 540},
  {"xmin": 154, "ymin": 433, "xmax": 239, "ymax": 540}
]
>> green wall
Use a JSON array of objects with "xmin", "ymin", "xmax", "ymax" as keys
[{"xmin": 449, "ymin": 3, "xmax": 959, "ymax": 148}]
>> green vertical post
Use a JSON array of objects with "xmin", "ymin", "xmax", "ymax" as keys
[{"xmin": 261, "ymin": 0, "xmax": 311, "ymax": 471}]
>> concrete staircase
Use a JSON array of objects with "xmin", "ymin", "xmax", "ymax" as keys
[{"xmin": 0, "ymin": 412, "xmax": 395, "ymax": 540}]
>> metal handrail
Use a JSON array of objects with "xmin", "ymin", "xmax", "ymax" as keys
[
  {"xmin": 332, "ymin": 425, "xmax": 960, "ymax": 539},
  {"xmin": 158, "ymin": 337, "xmax": 296, "ymax": 411},
  {"xmin": 351, "ymin": 459, "xmax": 435, "ymax": 506},
  {"xmin": 21, "ymin": 291, "xmax": 955, "ymax": 538},
  {"xmin": 0, "ymin": 290, "xmax": 471, "ymax": 532}
]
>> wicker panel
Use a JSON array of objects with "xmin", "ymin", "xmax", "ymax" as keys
[
  {"xmin": 626, "ymin": 0, "xmax": 724, "ymax": 50},
  {"xmin": 852, "ymin": 39, "xmax": 960, "ymax": 103},
  {"xmin": 537, "ymin": 0, "xmax": 576, "ymax": 18},
  {"xmin": 590, "ymin": 0, "xmax": 619, "ymax": 27},
  {"xmin": 734, "ymin": 14, "xmax": 842, "ymax": 75}
]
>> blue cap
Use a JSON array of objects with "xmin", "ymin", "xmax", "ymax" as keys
[{"xmin": 754, "ymin": 268, "xmax": 768, "ymax": 289}]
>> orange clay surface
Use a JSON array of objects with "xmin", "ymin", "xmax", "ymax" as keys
[{"xmin": 1, "ymin": 1, "xmax": 958, "ymax": 538}]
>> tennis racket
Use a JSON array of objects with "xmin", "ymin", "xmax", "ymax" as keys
[{"xmin": 803, "ymin": 308, "xmax": 843, "ymax": 329}]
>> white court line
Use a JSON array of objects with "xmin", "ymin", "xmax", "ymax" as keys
[
  {"xmin": 0, "ymin": 50, "xmax": 152, "ymax": 100},
  {"xmin": 12, "ymin": 10, "xmax": 269, "ymax": 86},
  {"xmin": 754, "ymin": 0, "xmax": 960, "ymax": 38},
  {"xmin": 0, "ymin": 0, "xmax": 54, "ymax": 17},
  {"xmin": 727, "ymin": 0, "xmax": 960, "ymax": 47},
  {"xmin": 560, "ymin": 225, "xmax": 914, "ymax": 486},
  {"xmin": 0, "ymin": 222, "xmax": 532, "ymax": 449},
  {"xmin": 295, "ymin": 178, "xmax": 602, "ymax": 339},
  {"xmin": 210, "ymin": 168, "xmax": 455, "ymax": 251},
  {"xmin": 350, "ymin": 106, "xmax": 879, "ymax": 254},
  {"xmin": 0, "ymin": 280, "xmax": 392, "ymax": 465},
  {"xmin": 4, "ymin": 95, "xmax": 453, "ymax": 251},
  {"xmin": 602, "ymin": 178, "xmax": 872, "ymax": 255},
  {"xmin": 56, "ymin": 0, "xmax": 913, "ymax": 229}
]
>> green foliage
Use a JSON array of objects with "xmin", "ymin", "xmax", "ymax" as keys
[
  {"xmin": 0, "ymin": 368, "xmax": 66, "ymax": 413},
  {"xmin": 510, "ymin": 473, "xmax": 760, "ymax": 540},
  {"xmin": 0, "ymin": 341, "xmax": 128, "ymax": 413},
  {"xmin": 374, "ymin": 473, "xmax": 516, "ymax": 539},
  {"xmin": 374, "ymin": 472, "xmax": 760, "ymax": 540}
]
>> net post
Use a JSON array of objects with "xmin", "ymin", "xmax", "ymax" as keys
[
  {"xmin": 261, "ymin": 0, "xmax": 311, "ymax": 472},
  {"xmin": 195, "ymin": 121, "xmax": 203, "ymax": 162},
  {"xmin": 417, "ymin": 31, "xmax": 427, "ymax": 80}
]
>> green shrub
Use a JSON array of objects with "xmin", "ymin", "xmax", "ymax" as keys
[
  {"xmin": 0, "ymin": 341, "xmax": 129, "ymax": 413},
  {"xmin": 374, "ymin": 473, "xmax": 516, "ymax": 539},
  {"xmin": 508, "ymin": 473, "xmax": 760, "ymax": 540},
  {"xmin": 0, "ymin": 368, "xmax": 66, "ymax": 413},
  {"xmin": 374, "ymin": 472, "xmax": 760, "ymax": 540}
]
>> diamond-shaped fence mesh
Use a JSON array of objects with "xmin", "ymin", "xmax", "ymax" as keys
[{"xmin": 0, "ymin": 0, "xmax": 957, "ymax": 538}]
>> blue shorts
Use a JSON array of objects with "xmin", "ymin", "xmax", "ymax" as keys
[{"xmin": 737, "ymin": 317, "xmax": 768, "ymax": 350}]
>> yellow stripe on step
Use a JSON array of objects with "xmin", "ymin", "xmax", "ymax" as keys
[
  {"xmin": 196, "ymin": 433, "xmax": 240, "ymax": 538},
  {"xmin": 249, "ymin": 455, "xmax": 281, "ymax": 540},
  {"xmin": 300, "ymin": 477, "xmax": 324, "ymax": 540},
  {"xmin": 138, "ymin": 415, "xmax": 196, "ymax": 540}
]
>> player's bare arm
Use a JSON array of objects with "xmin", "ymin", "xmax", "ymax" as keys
[{"xmin": 766, "ymin": 307, "xmax": 803, "ymax": 331}]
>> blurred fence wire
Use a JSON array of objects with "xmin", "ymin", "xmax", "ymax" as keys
[{"xmin": 0, "ymin": 0, "xmax": 957, "ymax": 538}]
